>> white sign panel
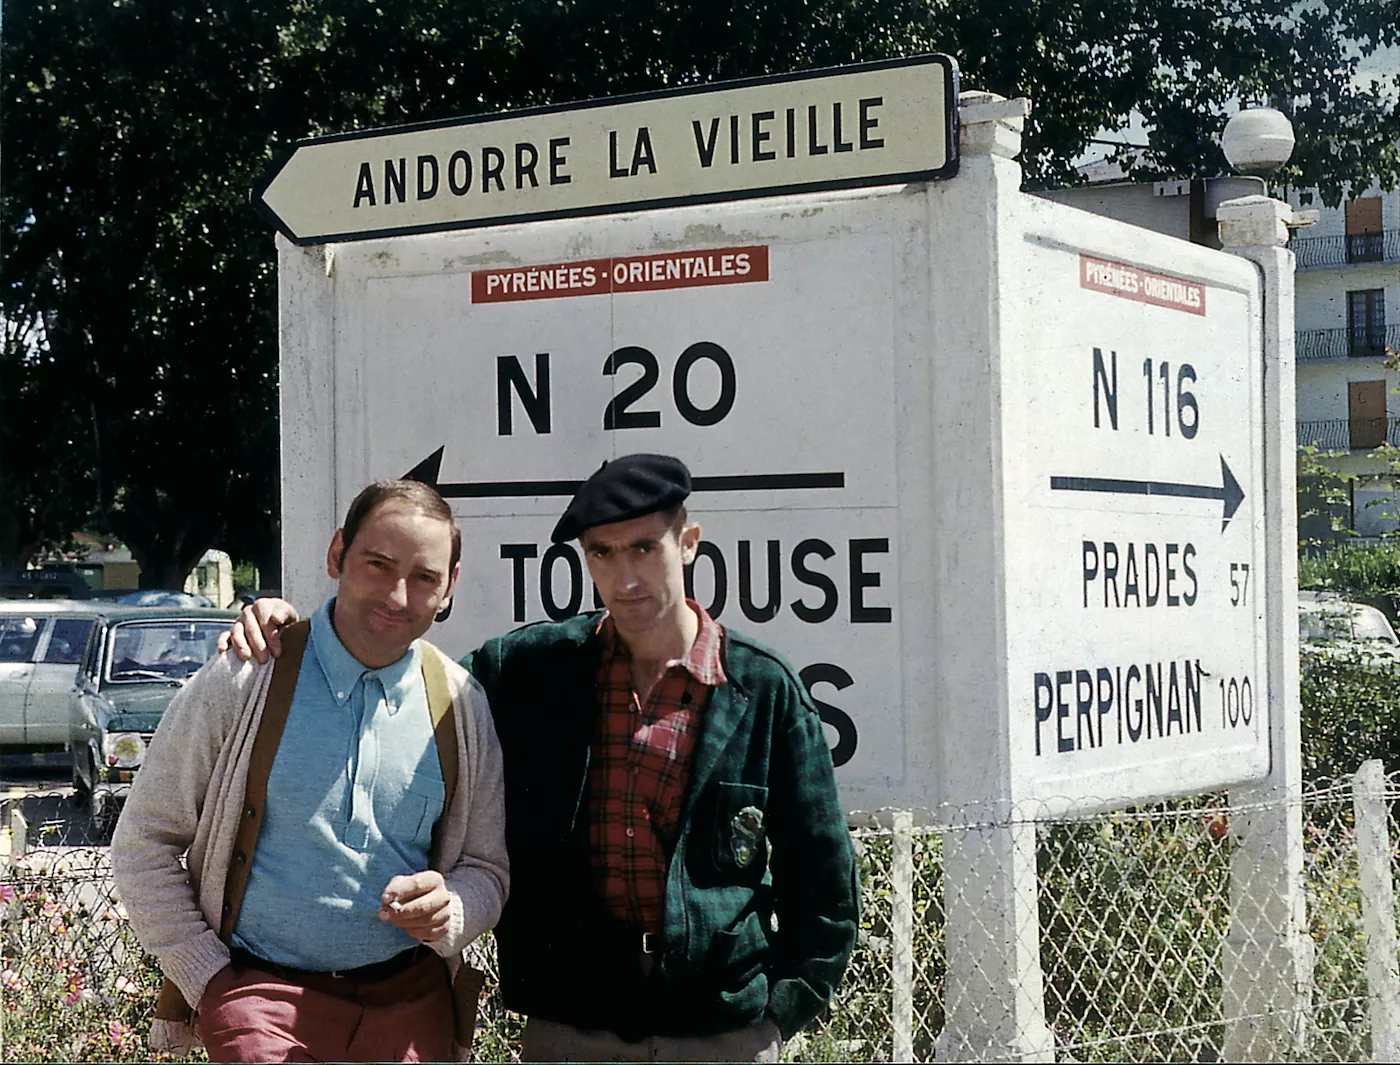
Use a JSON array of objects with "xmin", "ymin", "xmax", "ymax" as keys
[
  {"xmin": 286, "ymin": 191, "xmax": 937, "ymax": 811},
  {"xmin": 253, "ymin": 55, "xmax": 956, "ymax": 244},
  {"xmin": 999, "ymin": 204, "xmax": 1269, "ymax": 812}
]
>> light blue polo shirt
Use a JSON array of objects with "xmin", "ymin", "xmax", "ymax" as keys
[{"xmin": 232, "ymin": 598, "xmax": 445, "ymax": 970}]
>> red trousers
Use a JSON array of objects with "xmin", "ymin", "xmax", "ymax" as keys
[{"xmin": 196, "ymin": 952, "xmax": 454, "ymax": 1063}]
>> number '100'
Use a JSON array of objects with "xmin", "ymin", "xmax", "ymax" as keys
[{"xmin": 1219, "ymin": 676, "xmax": 1253, "ymax": 728}]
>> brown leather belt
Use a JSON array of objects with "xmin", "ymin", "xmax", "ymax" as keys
[{"xmin": 230, "ymin": 944, "xmax": 431, "ymax": 983}]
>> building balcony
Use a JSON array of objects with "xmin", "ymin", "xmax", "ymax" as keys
[
  {"xmin": 1298, "ymin": 417, "xmax": 1400, "ymax": 451},
  {"xmin": 1296, "ymin": 325, "xmax": 1400, "ymax": 361},
  {"xmin": 1289, "ymin": 229, "xmax": 1400, "ymax": 269}
]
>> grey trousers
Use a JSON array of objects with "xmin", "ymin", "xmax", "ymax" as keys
[{"xmin": 520, "ymin": 1017, "xmax": 783, "ymax": 1063}]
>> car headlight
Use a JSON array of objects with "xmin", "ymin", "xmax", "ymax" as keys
[{"xmin": 104, "ymin": 732, "xmax": 146, "ymax": 769}]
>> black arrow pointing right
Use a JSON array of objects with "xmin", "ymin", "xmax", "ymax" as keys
[{"xmin": 1050, "ymin": 455, "xmax": 1244, "ymax": 532}]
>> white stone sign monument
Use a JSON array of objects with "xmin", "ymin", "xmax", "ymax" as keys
[{"xmin": 271, "ymin": 62, "xmax": 1302, "ymax": 1063}]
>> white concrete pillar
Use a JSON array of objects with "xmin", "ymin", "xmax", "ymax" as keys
[
  {"xmin": 892, "ymin": 810, "xmax": 915, "ymax": 1062},
  {"xmin": 937, "ymin": 813, "xmax": 1053, "ymax": 1062},
  {"xmin": 1217, "ymin": 194, "xmax": 1313, "ymax": 1061},
  {"xmin": 1352, "ymin": 759, "xmax": 1400, "ymax": 1061},
  {"xmin": 930, "ymin": 92, "xmax": 1055, "ymax": 1065},
  {"xmin": 7, "ymin": 804, "xmax": 26, "ymax": 860}
]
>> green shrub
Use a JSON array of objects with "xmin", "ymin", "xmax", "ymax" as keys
[
  {"xmin": 1299, "ymin": 646, "xmax": 1400, "ymax": 783},
  {"xmin": 1300, "ymin": 541, "xmax": 1400, "ymax": 604},
  {"xmin": 1038, "ymin": 809, "xmax": 1232, "ymax": 1062}
]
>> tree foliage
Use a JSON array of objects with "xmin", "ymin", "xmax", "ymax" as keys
[
  {"xmin": 4, "ymin": 0, "xmax": 1398, "ymax": 583},
  {"xmin": 3, "ymin": 1, "xmax": 285, "ymax": 585}
]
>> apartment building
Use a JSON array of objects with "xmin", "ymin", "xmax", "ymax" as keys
[{"xmin": 1288, "ymin": 186, "xmax": 1400, "ymax": 537}]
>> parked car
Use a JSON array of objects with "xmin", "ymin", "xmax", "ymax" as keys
[
  {"xmin": 1297, "ymin": 590, "xmax": 1400, "ymax": 668},
  {"xmin": 69, "ymin": 606, "xmax": 237, "ymax": 835},
  {"xmin": 0, "ymin": 601, "xmax": 103, "ymax": 752}
]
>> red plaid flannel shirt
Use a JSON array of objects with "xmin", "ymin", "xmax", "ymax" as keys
[{"xmin": 589, "ymin": 601, "xmax": 726, "ymax": 932}]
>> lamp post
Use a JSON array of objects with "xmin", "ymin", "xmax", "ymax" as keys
[{"xmin": 1217, "ymin": 100, "xmax": 1313, "ymax": 1063}]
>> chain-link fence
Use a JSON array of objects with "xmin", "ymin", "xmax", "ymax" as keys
[{"xmin": 3, "ymin": 770, "xmax": 1399, "ymax": 1062}]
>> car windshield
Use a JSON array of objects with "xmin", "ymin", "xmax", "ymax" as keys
[
  {"xmin": 106, "ymin": 620, "xmax": 228, "ymax": 682},
  {"xmin": 1350, "ymin": 606, "xmax": 1399, "ymax": 643}
]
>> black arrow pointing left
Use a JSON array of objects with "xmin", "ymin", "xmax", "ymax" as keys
[
  {"xmin": 1050, "ymin": 455, "xmax": 1244, "ymax": 532},
  {"xmin": 404, "ymin": 446, "xmax": 844, "ymax": 497}
]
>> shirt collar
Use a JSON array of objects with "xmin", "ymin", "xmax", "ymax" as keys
[
  {"xmin": 596, "ymin": 599, "xmax": 727, "ymax": 687},
  {"xmin": 310, "ymin": 597, "xmax": 421, "ymax": 708}
]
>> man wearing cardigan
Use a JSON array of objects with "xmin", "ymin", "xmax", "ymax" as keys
[
  {"xmin": 113, "ymin": 480, "xmax": 508, "ymax": 1062},
  {"xmin": 229, "ymin": 454, "xmax": 858, "ymax": 1062}
]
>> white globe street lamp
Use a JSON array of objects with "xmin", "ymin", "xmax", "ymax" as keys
[{"xmin": 1222, "ymin": 107, "xmax": 1296, "ymax": 174}]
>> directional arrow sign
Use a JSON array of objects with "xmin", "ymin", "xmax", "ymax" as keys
[
  {"xmin": 1049, "ymin": 455, "xmax": 1245, "ymax": 531},
  {"xmin": 989, "ymin": 223, "xmax": 1268, "ymax": 814},
  {"xmin": 251, "ymin": 54, "xmax": 957, "ymax": 245},
  {"xmin": 404, "ymin": 446, "xmax": 845, "ymax": 498}
]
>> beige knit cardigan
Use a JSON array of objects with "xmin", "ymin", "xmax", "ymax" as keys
[{"xmin": 110, "ymin": 643, "xmax": 509, "ymax": 1058}]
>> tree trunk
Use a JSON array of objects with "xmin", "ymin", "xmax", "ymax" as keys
[{"xmin": 119, "ymin": 507, "xmax": 224, "ymax": 591}]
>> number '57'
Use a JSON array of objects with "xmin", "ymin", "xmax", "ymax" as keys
[{"xmin": 1229, "ymin": 562, "xmax": 1250, "ymax": 606}]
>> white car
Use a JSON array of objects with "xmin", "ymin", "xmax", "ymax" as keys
[
  {"xmin": 0, "ymin": 601, "xmax": 102, "ymax": 752},
  {"xmin": 1297, "ymin": 591, "xmax": 1400, "ymax": 667}
]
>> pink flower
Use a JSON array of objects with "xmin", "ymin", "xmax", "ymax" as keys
[
  {"xmin": 0, "ymin": 884, "xmax": 14, "ymax": 905},
  {"xmin": 1, "ymin": 969, "xmax": 24, "ymax": 993},
  {"xmin": 61, "ymin": 966, "xmax": 85, "ymax": 999}
]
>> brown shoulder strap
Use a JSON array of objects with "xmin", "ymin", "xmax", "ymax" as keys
[
  {"xmin": 217, "ymin": 618, "xmax": 309, "ymax": 942},
  {"xmin": 420, "ymin": 646, "xmax": 483, "ymax": 1050},
  {"xmin": 157, "ymin": 620, "xmax": 311, "ymax": 1021},
  {"xmin": 422, "ymin": 645, "xmax": 459, "ymax": 854}
]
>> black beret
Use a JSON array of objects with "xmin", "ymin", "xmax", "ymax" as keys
[{"xmin": 551, "ymin": 454, "xmax": 691, "ymax": 542}]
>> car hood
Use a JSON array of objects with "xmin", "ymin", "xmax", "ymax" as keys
[{"xmin": 103, "ymin": 683, "xmax": 181, "ymax": 724}]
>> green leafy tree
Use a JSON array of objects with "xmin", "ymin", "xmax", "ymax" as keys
[
  {"xmin": 917, "ymin": 0, "xmax": 1400, "ymax": 199},
  {"xmin": 0, "ymin": 315, "xmax": 97, "ymax": 573},
  {"xmin": 3, "ymin": 0, "xmax": 286, "ymax": 586}
]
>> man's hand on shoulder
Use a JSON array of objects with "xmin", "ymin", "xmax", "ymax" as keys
[
  {"xmin": 217, "ymin": 599, "xmax": 300, "ymax": 663},
  {"xmin": 379, "ymin": 870, "xmax": 451, "ymax": 943}
]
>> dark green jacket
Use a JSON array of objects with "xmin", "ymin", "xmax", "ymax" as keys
[{"xmin": 464, "ymin": 612, "xmax": 858, "ymax": 1041}]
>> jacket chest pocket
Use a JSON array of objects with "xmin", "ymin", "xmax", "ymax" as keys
[{"xmin": 711, "ymin": 781, "xmax": 769, "ymax": 876}]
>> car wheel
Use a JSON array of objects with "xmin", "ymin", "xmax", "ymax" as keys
[
  {"xmin": 70, "ymin": 752, "xmax": 92, "ymax": 808},
  {"xmin": 89, "ymin": 798, "xmax": 120, "ymax": 843}
]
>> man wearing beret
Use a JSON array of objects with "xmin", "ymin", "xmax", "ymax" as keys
[{"xmin": 227, "ymin": 452, "xmax": 859, "ymax": 1062}]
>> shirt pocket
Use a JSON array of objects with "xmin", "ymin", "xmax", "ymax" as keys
[
  {"xmin": 711, "ymin": 781, "xmax": 769, "ymax": 877},
  {"xmin": 390, "ymin": 772, "xmax": 447, "ymax": 851}
]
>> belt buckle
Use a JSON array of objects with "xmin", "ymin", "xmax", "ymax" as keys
[{"xmin": 641, "ymin": 932, "xmax": 658, "ymax": 954}]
